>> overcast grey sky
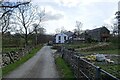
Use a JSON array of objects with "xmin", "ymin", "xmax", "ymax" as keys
[{"xmin": 9, "ymin": 0, "xmax": 119, "ymax": 34}]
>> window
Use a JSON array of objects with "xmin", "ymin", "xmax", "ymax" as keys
[
  {"xmin": 64, "ymin": 36, "xmax": 66, "ymax": 40},
  {"xmin": 59, "ymin": 41, "xmax": 61, "ymax": 43},
  {"xmin": 58, "ymin": 36, "xmax": 61, "ymax": 40}
]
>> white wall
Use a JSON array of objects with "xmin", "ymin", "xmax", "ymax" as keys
[{"xmin": 55, "ymin": 33, "xmax": 68, "ymax": 43}]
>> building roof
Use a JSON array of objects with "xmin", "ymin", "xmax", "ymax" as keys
[
  {"xmin": 54, "ymin": 31, "xmax": 74, "ymax": 37},
  {"xmin": 87, "ymin": 26, "xmax": 110, "ymax": 33},
  {"xmin": 64, "ymin": 31, "xmax": 74, "ymax": 37}
]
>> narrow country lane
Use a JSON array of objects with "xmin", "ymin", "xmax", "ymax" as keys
[{"xmin": 3, "ymin": 46, "xmax": 59, "ymax": 78}]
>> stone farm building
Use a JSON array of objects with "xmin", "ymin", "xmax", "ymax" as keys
[
  {"xmin": 83, "ymin": 26, "xmax": 110, "ymax": 42},
  {"xmin": 53, "ymin": 27, "xmax": 110, "ymax": 44}
]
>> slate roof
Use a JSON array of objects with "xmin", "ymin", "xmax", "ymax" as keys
[
  {"xmin": 64, "ymin": 31, "xmax": 74, "ymax": 37},
  {"xmin": 87, "ymin": 26, "xmax": 110, "ymax": 33}
]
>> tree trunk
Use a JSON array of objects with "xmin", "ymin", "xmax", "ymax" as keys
[
  {"xmin": 25, "ymin": 27, "xmax": 28, "ymax": 47},
  {"xmin": 35, "ymin": 30, "xmax": 37, "ymax": 45}
]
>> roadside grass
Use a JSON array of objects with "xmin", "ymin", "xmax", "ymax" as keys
[
  {"xmin": 55, "ymin": 57, "xmax": 74, "ymax": 79},
  {"xmin": 2, "ymin": 46, "xmax": 42, "ymax": 76}
]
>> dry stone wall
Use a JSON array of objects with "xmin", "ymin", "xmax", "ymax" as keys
[{"xmin": 1, "ymin": 46, "xmax": 33, "ymax": 68}]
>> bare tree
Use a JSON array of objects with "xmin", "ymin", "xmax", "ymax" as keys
[
  {"xmin": 0, "ymin": 9, "xmax": 11, "ymax": 34},
  {"xmin": 55, "ymin": 28, "xmax": 61, "ymax": 34},
  {"xmin": 0, "ymin": 1, "xmax": 30, "ymax": 19},
  {"xmin": 0, "ymin": 1, "xmax": 30, "ymax": 34},
  {"xmin": 13, "ymin": 3, "xmax": 36, "ymax": 46},
  {"xmin": 0, "ymin": 2, "xmax": 14, "ymax": 34},
  {"xmin": 55, "ymin": 27, "xmax": 67, "ymax": 34},
  {"xmin": 104, "ymin": 22, "xmax": 118, "ymax": 36},
  {"xmin": 113, "ymin": 23, "xmax": 118, "ymax": 35},
  {"xmin": 13, "ymin": 3, "xmax": 46, "ymax": 46},
  {"xmin": 32, "ymin": 24, "xmax": 46, "ymax": 45},
  {"xmin": 32, "ymin": 9, "xmax": 45, "ymax": 45},
  {"xmin": 115, "ymin": 11, "xmax": 120, "ymax": 35},
  {"xmin": 75, "ymin": 21, "xmax": 83, "ymax": 36},
  {"xmin": 60, "ymin": 26, "xmax": 67, "ymax": 33}
]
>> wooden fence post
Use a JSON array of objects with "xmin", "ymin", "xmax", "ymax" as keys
[
  {"xmin": 96, "ymin": 66, "xmax": 101, "ymax": 80},
  {"xmin": 77, "ymin": 56, "xmax": 79, "ymax": 79}
]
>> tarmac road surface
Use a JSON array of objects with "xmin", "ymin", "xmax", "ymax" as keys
[{"xmin": 3, "ymin": 46, "xmax": 59, "ymax": 78}]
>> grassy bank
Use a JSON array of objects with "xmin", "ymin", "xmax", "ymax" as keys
[
  {"xmin": 55, "ymin": 57, "xmax": 74, "ymax": 79},
  {"xmin": 2, "ymin": 46, "xmax": 42, "ymax": 76}
]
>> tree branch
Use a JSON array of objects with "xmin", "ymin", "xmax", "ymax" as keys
[
  {"xmin": 0, "ymin": 2, "xmax": 30, "ymax": 8},
  {"xmin": 0, "ymin": 1, "xmax": 31, "ymax": 19}
]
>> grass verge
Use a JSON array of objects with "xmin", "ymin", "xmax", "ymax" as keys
[
  {"xmin": 55, "ymin": 57, "xmax": 74, "ymax": 79},
  {"xmin": 2, "ymin": 46, "xmax": 42, "ymax": 76}
]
